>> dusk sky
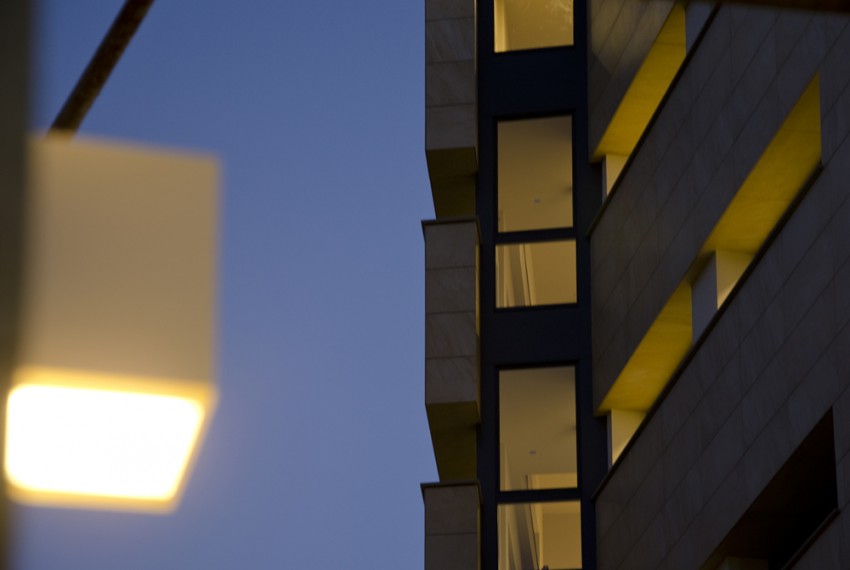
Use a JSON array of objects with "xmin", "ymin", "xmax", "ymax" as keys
[{"xmin": 15, "ymin": 0, "xmax": 438, "ymax": 567}]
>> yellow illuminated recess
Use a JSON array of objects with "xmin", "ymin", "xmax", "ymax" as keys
[
  {"xmin": 599, "ymin": 284, "xmax": 692, "ymax": 412},
  {"xmin": 593, "ymin": 4, "xmax": 685, "ymax": 160},
  {"xmin": 598, "ymin": 77, "xmax": 821, "ymax": 417},
  {"xmin": 5, "ymin": 369, "xmax": 210, "ymax": 511}
]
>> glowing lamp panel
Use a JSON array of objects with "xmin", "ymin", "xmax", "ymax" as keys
[{"xmin": 6, "ymin": 382, "xmax": 206, "ymax": 509}]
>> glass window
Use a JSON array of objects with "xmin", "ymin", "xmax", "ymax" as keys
[
  {"xmin": 494, "ymin": 0, "xmax": 574, "ymax": 52},
  {"xmin": 496, "ymin": 240, "xmax": 576, "ymax": 308},
  {"xmin": 498, "ymin": 117, "xmax": 573, "ymax": 232},
  {"xmin": 500, "ymin": 367, "xmax": 577, "ymax": 491},
  {"xmin": 499, "ymin": 501, "xmax": 582, "ymax": 569}
]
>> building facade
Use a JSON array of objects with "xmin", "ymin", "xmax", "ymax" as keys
[{"xmin": 422, "ymin": 0, "xmax": 850, "ymax": 569}]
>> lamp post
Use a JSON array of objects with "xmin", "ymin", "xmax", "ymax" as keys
[{"xmin": 0, "ymin": 0, "xmax": 29, "ymax": 566}]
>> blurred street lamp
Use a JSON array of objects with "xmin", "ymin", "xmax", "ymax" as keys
[{"xmin": 4, "ymin": 133, "xmax": 218, "ymax": 513}]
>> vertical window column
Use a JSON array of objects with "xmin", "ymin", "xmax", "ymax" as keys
[
  {"xmin": 497, "ymin": 366, "xmax": 582, "ymax": 569},
  {"xmin": 495, "ymin": 116, "xmax": 577, "ymax": 309}
]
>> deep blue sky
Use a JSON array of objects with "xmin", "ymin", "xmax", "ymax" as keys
[{"xmin": 16, "ymin": 1, "xmax": 437, "ymax": 567}]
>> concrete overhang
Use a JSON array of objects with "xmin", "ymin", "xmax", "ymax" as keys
[{"xmin": 423, "ymin": 218, "xmax": 480, "ymax": 480}]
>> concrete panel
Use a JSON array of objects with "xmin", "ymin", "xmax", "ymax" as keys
[
  {"xmin": 426, "ymin": 62, "xmax": 475, "ymax": 107},
  {"xmin": 426, "ymin": 267, "xmax": 476, "ymax": 315},
  {"xmin": 822, "ymin": 77, "xmax": 850, "ymax": 167},
  {"xmin": 819, "ymin": 20, "xmax": 850, "ymax": 132},
  {"xmin": 662, "ymin": 458, "xmax": 704, "ymax": 544},
  {"xmin": 426, "ymin": 0, "xmax": 474, "ymax": 20},
  {"xmin": 426, "ymin": 104, "xmax": 476, "ymax": 154},
  {"xmin": 423, "ymin": 219, "xmax": 478, "ymax": 269},
  {"xmin": 740, "ymin": 358, "xmax": 788, "ymax": 446},
  {"xmin": 425, "ymin": 312, "xmax": 476, "ymax": 359},
  {"xmin": 424, "ymin": 533, "xmax": 479, "ymax": 570},
  {"xmin": 423, "ymin": 482, "xmax": 480, "ymax": 535},
  {"xmin": 425, "ymin": 356, "xmax": 477, "ymax": 406},
  {"xmin": 426, "ymin": 17, "xmax": 474, "ymax": 62}
]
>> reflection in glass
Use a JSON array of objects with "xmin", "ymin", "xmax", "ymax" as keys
[
  {"xmin": 495, "ymin": 0, "xmax": 574, "ymax": 52},
  {"xmin": 498, "ymin": 117, "xmax": 573, "ymax": 232},
  {"xmin": 499, "ymin": 502, "xmax": 582, "ymax": 569},
  {"xmin": 500, "ymin": 367, "xmax": 577, "ymax": 491},
  {"xmin": 496, "ymin": 240, "xmax": 576, "ymax": 308}
]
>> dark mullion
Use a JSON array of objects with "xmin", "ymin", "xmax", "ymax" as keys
[
  {"xmin": 494, "ymin": 227, "xmax": 577, "ymax": 244},
  {"xmin": 497, "ymin": 487, "xmax": 582, "ymax": 504}
]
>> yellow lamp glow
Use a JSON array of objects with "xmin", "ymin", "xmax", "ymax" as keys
[
  {"xmin": 6, "ymin": 369, "xmax": 211, "ymax": 510},
  {"xmin": 7, "ymin": 384, "xmax": 203, "ymax": 501},
  {"xmin": 5, "ymin": 134, "xmax": 219, "ymax": 512}
]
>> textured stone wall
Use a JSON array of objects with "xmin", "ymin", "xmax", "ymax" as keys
[
  {"xmin": 594, "ymin": 8, "xmax": 850, "ymax": 568},
  {"xmin": 590, "ymin": 5, "xmax": 846, "ymax": 409}
]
